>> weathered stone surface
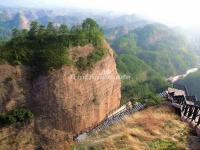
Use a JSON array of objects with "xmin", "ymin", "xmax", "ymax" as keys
[
  {"xmin": 31, "ymin": 45, "xmax": 121, "ymax": 135},
  {"xmin": 0, "ymin": 64, "xmax": 30, "ymax": 112},
  {"xmin": 0, "ymin": 43, "xmax": 121, "ymax": 149}
]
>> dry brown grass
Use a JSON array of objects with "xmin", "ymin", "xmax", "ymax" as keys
[
  {"xmin": 74, "ymin": 105, "xmax": 193, "ymax": 150},
  {"xmin": 0, "ymin": 121, "xmax": 39, "ymax": 150}
]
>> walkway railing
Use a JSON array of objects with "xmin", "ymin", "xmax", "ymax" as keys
[
  {"xmin": 74, "ymin": 102, "xmax": 146, "ymax": 142},
  {"xmin": 165, "ymin": 85, "xmax": 200, "ymax": 136}
]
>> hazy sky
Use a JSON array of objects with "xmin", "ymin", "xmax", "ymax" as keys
[{"xmin": 1, "ymin": 0, "xmax": 200, "ymax": 27}]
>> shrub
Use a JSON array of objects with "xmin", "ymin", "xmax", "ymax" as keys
[
  {"xmin": 76, "ymin": 49, "xmax": 107, "ymax": 70},
  {"xmin": 76, "ymin": 57, "xmax": 88, "ymax": 70},
  {"xmin": 12, "ymin": 108, "xmax": 34, "ymax": 122},
  {"xmin": 0, "ymin": 57, "xmax": 6, "ymax": 65},
  {"xmin": 6, "ymin": 115, "xmax": 17, "ymax": 124},
  {"xmin": 87, "ymin": 49, "xmax": 106, "ymax": 65},
  {"xmin": 144, "ymin": 94, "xmax": 164, "ymax": 106},
  {"xmin": 0, "ymin": 108, "xmax": 34, "ymax": 127},
  {"xmin": 149, "ymin": 139, "xmax": 177, "ymax": 150}
]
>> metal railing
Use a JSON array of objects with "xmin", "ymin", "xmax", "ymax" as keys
[
  {"xmin": 165, "ymin": 85, "xmax": 200, "ymax": 130},
  {"xmin": 74, "ymin": 102, "xmax": 146, "ymax": 142}
]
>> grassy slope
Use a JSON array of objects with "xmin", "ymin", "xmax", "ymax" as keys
[
  {"xmin": 74, "ymin": 105, "xmax": 200, "ymax": 150},
  {"xmin": 0, "ymin": 121, "xmax": 38, "ymax": 150}
]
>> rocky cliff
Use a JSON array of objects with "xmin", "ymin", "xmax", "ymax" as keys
[
  {"xmin": 0, "ymin": 43, "xmax": 121, "ymax": 149},
  {"xmin": 31, "ymin": 44, "xmax": 121, "ymax": 136},
  {"xmin": 0, "ymin": 64, "xmax": 30, "ymax": 112}
]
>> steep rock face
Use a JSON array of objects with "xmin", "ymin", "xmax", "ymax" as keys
[
  {"xmin": 31, "ymin": 46, "xmax": 121, "ymax": 135},
  {"xmin": 0, "ymin": 64, "xmax": 30, "ymax": 113}
]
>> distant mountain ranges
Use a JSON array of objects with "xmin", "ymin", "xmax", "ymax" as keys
[
  {"xmin": 0, "ymin": 6, "xmax": 150, "ymax": 36},
  {"xmin": 1, "ymin": 6, "xmax": 200, "ymax": 54},
  {"xmin": 0, "ymin": 6, "xmax": 199, "ymax": 101}
]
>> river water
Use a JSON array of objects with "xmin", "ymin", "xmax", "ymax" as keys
[{"xmin": 167, "ymin": 68, "xmax": 199, "ymax": 83}]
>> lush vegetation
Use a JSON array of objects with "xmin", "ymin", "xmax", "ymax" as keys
[
  {"xmin": 0, "ymin": 27, "xmax": 11, "ymax": 41},
  {"xmin": 76, "ymin": 48, "xmax": 107, "ymax": 70},
  {"xmin": 0, "ymin": 108, "xmax": 34, "ymax": 126},
  {"xmin": 177, "ymin": 70, "xmax": 200, "ymax": 100},
  {"xmin": 0, "ymin": 18, "xmax": 105, "ymax": 75},
  {"xmin": 111, "ymin": 32, "xmax": 168, "ymax": 103},
  {"xmin": 108, "ymin": 24, "xmax": 196, "ymax": 103},
  {"xmin": 0, "ymin": 14, "xmax": 196, "ymax": 104},
  {"xmin": 134, "ymin": 24, "xmax": 196, "ymax": 76}
]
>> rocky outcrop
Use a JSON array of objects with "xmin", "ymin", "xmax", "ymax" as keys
[
  {"xmin": 31, "ymin": 45, "xmax": 121, "ymax": 136},
  {"xmin": 0, "ymin": 43, "xmax": 121, "ymax": 150},
  {"xmin": 0, "ymin": 64, "xmax": 30, "ymax": 113}
]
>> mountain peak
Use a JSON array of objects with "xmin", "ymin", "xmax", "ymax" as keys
[{"xmin": 12, "ymin": 13, "xmax": 29, "ymax": 29}]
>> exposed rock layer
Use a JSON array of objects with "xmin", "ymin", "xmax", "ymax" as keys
[
  {"xmin": 0, "ymin": 44, "xmax": 121, "ymax": 149},
  {"xmin": 32, "ymin": 46, "xmax": 121, "ymax": 135},
  {"xmin": 0, "ymin": 64, "xmax": 30, "ymax": 112}
]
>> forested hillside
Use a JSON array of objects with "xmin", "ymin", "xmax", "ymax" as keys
[
  {"xmin": 108, "ymin": 24, "xmax": 197, "ymax": 103},
  {"xmin": 177, "ymin": 70, "xmax": 200, "ymax": 100},
  {"xmin": 0, "ymin": 7, "xmax": 150, "ymax": 40},
  {"xmin": 0, "ymin": 18, "xmax": 106, "ymax": 76},
  {"xmin": 0, "ymin": 6, "xmax": 198, "ymax": 104},
  {"xmin": 134, "ymin": 24, "xmax": 196, "ymax": 75}
]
